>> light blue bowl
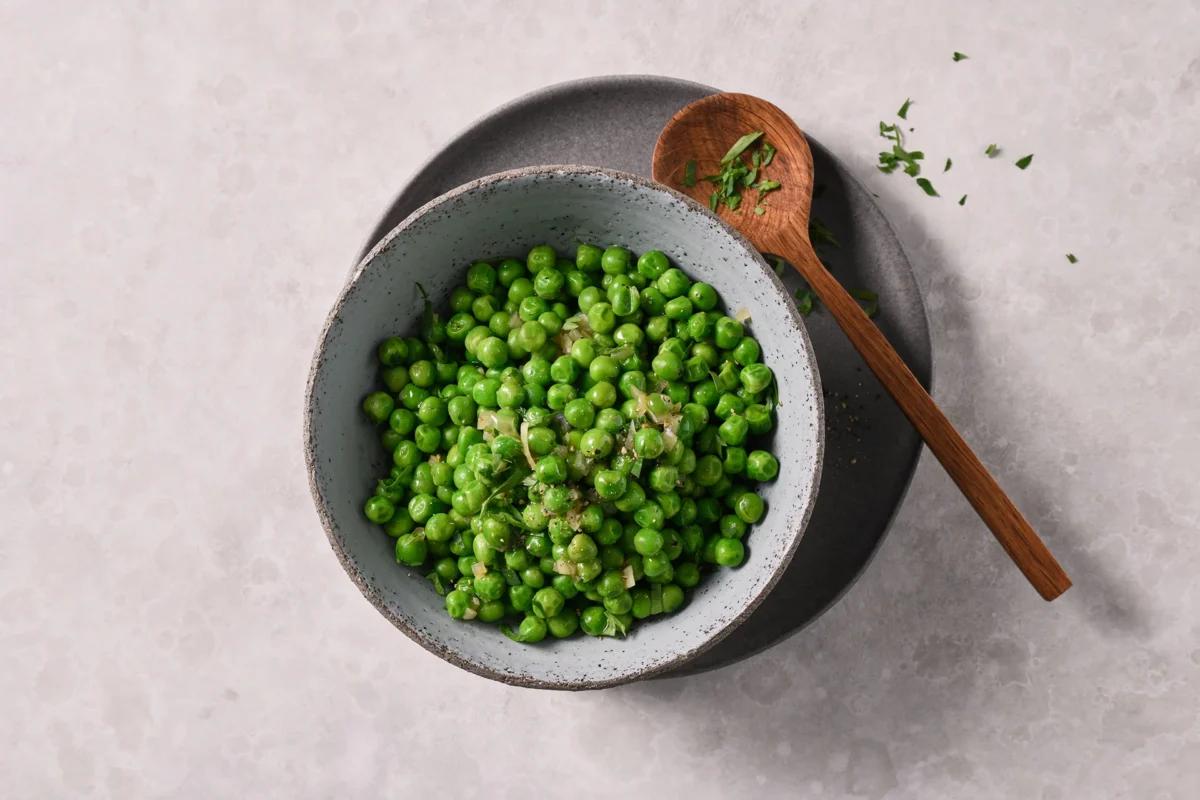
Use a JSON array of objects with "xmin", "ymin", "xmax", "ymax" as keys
[{"xmin": 305, "ymin": 166, "xmax": 823, "ymax": 689}]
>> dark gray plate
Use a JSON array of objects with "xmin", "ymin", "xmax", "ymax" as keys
[{"xmin": 360, "ymin": 75, "xmax": 932, "ymax": 676}]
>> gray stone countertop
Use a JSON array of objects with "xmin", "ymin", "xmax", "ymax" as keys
[{"xmin": 2, "ymin": 2, "xmax": 1197, "ymax": 797}]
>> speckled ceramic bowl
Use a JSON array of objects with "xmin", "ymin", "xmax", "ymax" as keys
[{"xmin": 305, "ymin": 166, "xmax": 823, "ymax": 689}]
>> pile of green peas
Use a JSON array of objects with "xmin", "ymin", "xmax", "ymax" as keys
[{"xmin": 359, "ymin": 242, "xmax": 779, "ymax": 643}]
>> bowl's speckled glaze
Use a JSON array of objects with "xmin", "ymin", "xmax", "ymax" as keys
[{"xmin": 305, "ymin": 165, "xmax": 823, "ymax": 689}]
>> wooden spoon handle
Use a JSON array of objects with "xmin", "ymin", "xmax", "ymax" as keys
[{"xmin": 788, "ymin": 243, "xmax": 1071, "ymax": 600}]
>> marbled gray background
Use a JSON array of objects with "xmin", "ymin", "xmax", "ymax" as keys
[{"xmin": 2, "ymin": 1, "xmax": 1197, "ymax": 797}]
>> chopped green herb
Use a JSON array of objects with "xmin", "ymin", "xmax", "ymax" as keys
[
  {"xmin": 725, "ymin": 193, "xmax": 742, "ymax": 211},
  {"xmin": 756, "ymin": 179, "xmax": 781, "ymax": 195},
  {"xmin": 426, "ymin": 571, "xmax": 447, "ymax": 596},
  {"xmin": 1066, "ymin": 253, "xmax": 1078, "ymax": 263},
  {"xmin": 915, "ymin": 177, "xmax": 938, "ymax": 197},
  {"xmin": 720, "ymin": 131, "xmax": 764, "ymax": 164},
  {"xmin": 772, "ymin": 256, "xmax": 786, "ymax": 276},
  {"xmin": 985, "ymin": 143, "xmax": 1000, "ymax": 158},
  {"xmin": 1015, "ymin": 154, "xmax": 1034, "ymax": 170},
  {"xmin": 877, "ymin": 121, "xmax": 925, "ymax": 177},
  {"xmin": 852, "ymin": 288, "xmax": 879, "ymax": 318},
  {"xmin": 742, "ymin": 167, "xmax": 758, "ymax": 187},
  {"xmin": 708, "ymin": 192, "xmax": 719, "ymax": 212},
  {"xmin": 761, "ymin": 143, "xmax": 776, "ymax": 166},
  {"xmin": 958, "ymin": 194, "xmax": 967, "ymax": 205},
  {"xmin": 682, "ymin": 160, "xmax": 697, "ymax": 187},
  {"xmin": 897, "ymin": 98, "xmax": 913, "ymax": 119},
  {"xmin": 952, "ymin": 51, "xmax": 969, "ymax": 62},
  {"xmin": 754, "ymin": 205, "xmax": 765, "ymax": 216},
  {"xmin": 795, "ymin": 287, "xmax": 817, "ymax": 316},
  {"xmin": 809, "ymin": 217, "xmax": 840, "ymax": 249},
  {"xmin": 943, "ymin": 158, "xmax": 952, "ymax": 172}
]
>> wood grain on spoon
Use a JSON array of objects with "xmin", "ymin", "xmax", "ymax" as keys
[{"xmin": 653, "ymin": 92, "xmax": 1071, "ymax": 601}]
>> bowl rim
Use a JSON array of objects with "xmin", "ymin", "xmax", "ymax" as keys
[{"xmin": 304, "ymin": 164, "xmax": 824, "ymax": 689}]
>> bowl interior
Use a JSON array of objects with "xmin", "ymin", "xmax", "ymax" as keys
[{"xmin": 306, "ymin": 166, "xmax": 823, "ymax": 688}]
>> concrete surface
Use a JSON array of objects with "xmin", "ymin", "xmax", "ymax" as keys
[{"xmin": 2, "ymin": 1, "xmax": 1198, "ymax": 797}]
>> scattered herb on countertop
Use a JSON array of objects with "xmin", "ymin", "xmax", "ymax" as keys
[
  {"xmin": 958, "ymin": 194, "xmax": 968, "ymax": 205},
  {"xmin": 1015, "ymin": 154, "xmax": 1034, "ymax": 170},
  {"xmin": 898, "ymin": 98, "xmax": 913, "ymax": 119},
  {"xmin": 944, "ymin": 158, "xmax": 953, "ymax": 172},
  {"xmin": 877, "ymin": 121, "xmax": 925, "ymax": 177},
  {"xmin": 985, "ymin": 143, "xmax": 1000, "ymax": 157},
  {"xmin": 1066, "ymin": 253, "xmax": 1078, "ymax": 263},
  {"xmin": 915, "ymin": 177, "xmax": 938, "ymax": 197},
  {"xmin": 953, "ymin": 51, "xmax": 969, "ymax": 62}
]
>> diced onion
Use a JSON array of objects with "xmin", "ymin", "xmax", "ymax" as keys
[
  {"xmin": 554, "ymin": 560, "xmax": 577, "ymax": 577},
  {"xmin": 622, "ymin": 565, "xmax": 636, "ymax": 588},
  {"xmin": 519, "ymin": 421, "xmax": 537, "ymax": 469},
  {"xmin": 734, "ymin": 307, "xmax": 752, "ymax": 323},
  {"xmin": 471, "ymin": 563, "xmax": 488, "ymax": 579}
]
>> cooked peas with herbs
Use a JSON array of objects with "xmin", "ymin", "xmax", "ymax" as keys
[{"xmin": 359, "ymin": 243, "xmax": 779, "ymax": 642}]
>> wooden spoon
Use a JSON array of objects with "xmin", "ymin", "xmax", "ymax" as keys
[{"xmin": 653, "ymin": 93, "xmax": 1071, "ymax": 600}]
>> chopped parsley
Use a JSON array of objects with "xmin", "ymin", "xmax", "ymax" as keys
[
  {"xmin": 952, "ymin": 51, "xmax": 969, "ymax": 62},
  {"xmin": 984, "ymin": 143, "xmax": 1000, "ymax": 157},
  {"xmin": 944, "ymin": 157, "xmax": 952, "ymax": 172},
  {"xmin": 720, "ymin": 131, "xmax": 764, "ymax": 164},
  {"xmin": 1015, "ymin": 154, "xmax": 1034, "ymax": 170},
  {"xmin": 852, "ymin": 288, "xmax": 880, "ymax": 318},
  {"xmin": 877, "ymin": 122, "xmax": 925, "ymax": 177},
  {"xmin": 915, "ymin": 177, "xmax": 938, "ymax": 197},
  {"xmin": 1066, "ymin": 253, "xmax": 1078, "ymax": 263},
  {"xmin": 809, "ymin": 217, "xmax": 840, "ymax": 249},
  {"xmin": 795, "ymin": 286, "xmax": 817, "ymax": 316},
  {"xmin": 700, "ymin": 132, "xmax": 781, "ymax": 214},
  {"xmin": 682, "ymin": 160, "xmax": 697, "ymax": 187},
  {"xmin": 897, "ymin": 98, "xmax": 913, "ymax": 119},
  {"xmin": 958, "ymin": 194, "xmax": 967, "ymax": 205}
]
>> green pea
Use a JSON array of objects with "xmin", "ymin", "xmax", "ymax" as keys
[
  {"xmin": 547, "ymin": 610, "xmax": 579, "ymax": 638},
  {"xmin": 734, "ymin": 491, "xmax": 765, "ymax": 524},
  {"xmin": 542, "ymin": 486, "xmax": 573, "ymax": 514},
  {"xmin": 562, "ymin": 397, "xmax": 595, "ymax": 429},
  {"xmin": 533, "ymin": 454, "xmax": 567, "ymax": 485},
  {"xmin": 714, "ymin": 316, "xmax": 745, "ymax": 349},
  {"xmin": 445, "ymin": 589, "xmax": 471, "ymax": 619},
  {"xmin": 362, "ymin": 392, "xmax": 394, "ymax": 424},
  {"xmin": 713, "ymin": 537, "xmax": 745, "ymax": 567},
  {"xmin": 363, "ymin": 495, "xmax": 395, "ymax": 524},
  {"xmin": 636, "ymin": 250, "xmax": 670, "ymax": 280},
  {"xmin": 633, "ymin": 501, "xmax": 665, "ymax": 530},
  {"xmin": 546, "ymin": 383, "xmax": 576, "ymax": 411},
  {"xmin": 585, "ymin": 381, "xmax": 617, "ymax": 409},
  {"xmin": 613, "ymin": 482, "xmax": 646, "ymax": 513},
  {"xmin": 572, "ymin": 242, "xmax": 601, "ymax": 271},
  {"xmin": 613, "ymin": 323, "xmax": 644, "ymax": 348},
  {"xmin": 656, "ymin": 268, "xmax": 691, "ymax": 298},
  {"xmin": 527, "ymin": 244, "xmax": 556, "ymax": 273},
  {"xmin": 718, "ymin": 415, "xmax": 749, "ymax": 446},
  {"xmin": 740, "ymin": 363, "xmax": 774, "ymax": 394},
  {"xmin": 661, "ymin": 584, "xmax": 685, "ymax": 613},
  {"xmin": 746, "ymin": 450, "xmax": 779, "ymax": 481},
  {"xmin": 588, "ymin": 355, "xmax": 620, "ymax": 383},
  {"xmin": 719, "ymin": 514, "xmax": 748, "ymax": 540},
  {"xmin": 530, "ymin": 586, "xmax": 565, "ymax": 619},
  {"xmin": 565, "ymin": 533, "xmax": 598, "ymax": 563},
  {"xmin": 723, "ymin": 446, "xmax": 747, "ymax": 475},
  {"xmin": 569, "ymin": 338, "xmax": 597, "ymax": 367},
  {"xmin": 579, "ymin": 606, "xmax": 608, "ymax": 636},
  {"xmin": 464, "ymin": 261, "xmax": 496, "ymax": 294},
  {"xmin": 377, "ymin": 336, "xmax": 409, "ymax": 366},
  {"xmin": 650, "ymin": 351, "xmax": 682, "ymax": 381},
  {"xmin": 579, "ymin": 428, "xmax": 615, "ymax": 459},
  {"xmin": 633, "ymin": 528, "xmax": 664, "ymax": 556},
  {"xmin": 601, "ymin": 246, "xmax": 631, "ymax": 275},
  {"xmin": 664, "ymin": 296, "xmax": 693, "ymax": 321},
  {"xmin": 714, "ymin": 392, "xmax": 746, "ymax": 420},
  {"xmin": 592, "ymin": 469, "xmax": 625, "ymax": 500},
  {"xmin": 629, "ymin": 427, "xmax": 663, "ymax": 459},
  {"xmin": 642, "ymin": 552, "xmax": 671, "ymax": 577},
  {"xmin": 687, "ymin": 281, "xmax": 718, "ymax": 310},
  {"xmin": 586, "ymin": 302, "xmax": 616, "ymax": 334},
  {"xmin": 395, "ymin": 532, "xmax": 428, "ymax": 566},
  {"xmin": 604, "ymin": 591, "xmax": 633, "ymax": 615},
  {"xmin": 693, "ymin": 454, "xmax": 724, "ymax": 487}
]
